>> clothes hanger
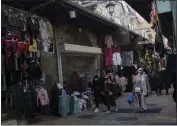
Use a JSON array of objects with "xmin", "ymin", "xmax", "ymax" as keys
[
  {"xmin": 9, "ymin": 7, "xmax": 12, "ymax": 12},
  {"xmin": 57, "ymin": 83, "xmax": 63, "ymax": 89},
  {"xmin": 7, "ymin": 31, "xmax": 12, "ymax": 35}
]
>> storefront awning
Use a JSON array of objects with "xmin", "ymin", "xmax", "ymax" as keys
[
  {"xmin": 124, "ymin": 0, "xmax": 173, "ymax": 39},
  {"xmin": 3, "ymin": 0, "xmax": 148, "ymax": 41},
  {"xmin": 58, "ymin": 44, "xmax": 102, "ymax": 54}
]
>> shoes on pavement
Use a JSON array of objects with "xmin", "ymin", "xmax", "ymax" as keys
[
  {"xmin": 115, "ymin": 107, "xmax": 118, "ymax": 112},
  {"xmin": 106, "ymin": 111, "xmax": 110, "ymax": 114},
  {"xmin": 112, "ymin": 106, "xmax": 118, "ymax": 112},
  {"xmin": 140, "ymin": 107, "xmax": 147, "ymax": 112},
  {"xmin": 94, "ymin": 108, "xmax": 99, "ymax": 113},
  {"xmin": 140, "ymin": 108, "xmax": 144, "ymax": 112}
]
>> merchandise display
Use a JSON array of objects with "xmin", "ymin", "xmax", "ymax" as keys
[
  {"xmin": 1, "ymin": 5, "xmax": 54, "ymax": 89},
  {"xmin": 2, "ymin": 5, "xmax": 55, "ymax": 120}
]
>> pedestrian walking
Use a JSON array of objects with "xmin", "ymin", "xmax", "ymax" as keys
[
  {"xmin": 133, "ymin": 68, "xmax": 147, "ymax": 112},
  {"xmin": 143, "ymin": 71, "xmax": 152, "ymax": 96},
  {"xmin": 92, "ymin": 69, "xmax": 104, "ymax": 113},
  {"xmin": 104, "ymin": 76, "xmax": 118, "ymax": 114},
  {"xmin": 153, "ymin": 70, "xmax": 161, "ymax": 95},
  {"xmin": 160, "ymin": 68, "xmax": 169, "ymax": 95},
  {"xmin": 115, "ymin": 72, "xmax": 122, "ymax": 97}
]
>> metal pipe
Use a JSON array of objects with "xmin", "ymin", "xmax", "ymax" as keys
[{"xmin": 29, "ymin": 0, "xmax": 55, "ymax": 12}]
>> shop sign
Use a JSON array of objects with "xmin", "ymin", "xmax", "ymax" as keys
[{"xmin": 156, "ymin": 1, "xmax": 172, "ymax": 14}]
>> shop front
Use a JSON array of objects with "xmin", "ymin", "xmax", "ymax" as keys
[
  {"xmin": 57, "ymin": 43, "xmax": 102, "ymax": 88},
  {"xmin": 102, "ymin": 29, "xmax": 152, "ymax": 92},
  {"xmin": 52, "ymin": 24, "xmax": 102, "ymax": 116}
]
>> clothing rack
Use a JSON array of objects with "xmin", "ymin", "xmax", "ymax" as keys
[
  {"xmin": 2, "ymin": 4, "xmax": 49, "ymax": 22},
  {"xmin": 5, "ymin": 79, "xmax": 36, "ymax": 118}
]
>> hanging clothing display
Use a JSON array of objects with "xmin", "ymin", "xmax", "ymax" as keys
[
  {"xmin": 27, "ymin": 17, "xmax": 40, "ymax": 42},
  {"xmin": 1, "ymin": 5, "xmax": 54, "ymax": 84},
  {"xmin": 105, "ymin": 35, "xmax": 113, "ymax": 48},
  {"xmin": 6, "ymin": 80, "xmax": 51, "ymax": 118},
  {"xmin": 36, "ymin": 87, "xmax": 49, "ymax": 107},
  {"xmin": 150, "ymin": 1, "xmax": 158, "ymax": 29},
  {"xmin": 1, "ymin": 6, "xmax": 55, "ymax": 115},
  {"xmin": 154, "ymin": 20, "xmax": 165, "ymax": 58},
  {"xmin": 29, "ymin": 39, "xmax": 37, "ymax": 52},
  {"xmin": 112, "ymin": 52, "xmax": 122, "ymax": 66},
  {"xmin": 104, "ymin": 48, "xmax": 113, "ymax": 67},
  {"xmin": 6, "ymin": 81, "xmax": 37, "ymax": 118},
  {"xmin": 39, "ymin": 20, "xmax": 54, "ymax": 53},
  {"xmin": 121, "ymin": 51, "xmax": 133, "ymax": 66}
]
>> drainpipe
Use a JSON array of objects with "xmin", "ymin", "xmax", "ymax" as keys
[
  {"xmin": 171, "ymin": 0, "xmax": 176, "ymax": 50},
  {"xmin": 52, "ymin": 25, "xmax": 63, "ymax": 86},
  {"xmin": 56, "ymin": 45, "xmax": 63, "ymax": 86}
]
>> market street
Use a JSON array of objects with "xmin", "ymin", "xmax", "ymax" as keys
[
  {"xmin": 30, "ymin": 89, "xmax": 176, "ymax": 125},
  {"xmin": 1, "ymin": 0, "xmax": 176, "ymax": 125}
]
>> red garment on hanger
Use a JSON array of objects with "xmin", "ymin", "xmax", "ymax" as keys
[
  {"xmin": 105, "ymin": 48, "xmax": 113, "ymax": 66},
  {"xmin": 117, "ymin": 47, "xmax": 121, "ymax": 53},
  {"xmin": 112, "ymin": 47, "xmax": 121, "ymax": 54}
]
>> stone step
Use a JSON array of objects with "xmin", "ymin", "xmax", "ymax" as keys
[
  {"xmin": 2, "ymin": 119, "xmax": 17, "ymax": 125},
  {"xmin": 1, "ymin": 113, "xmax": 9, "ymax": 121}
]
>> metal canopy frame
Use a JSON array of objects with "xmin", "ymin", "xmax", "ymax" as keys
[{"xmin": 58, "ymin": 0, "xmax": 148, "ymax": 40}]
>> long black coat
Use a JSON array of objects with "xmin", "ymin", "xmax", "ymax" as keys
[
  {"xmin": 160, "ymin": 70, "xmax": 170, "ymax": 89},
  {"xmin": 152, "ymin": 71, "xmax": 161, "ymax": 89},
  {"xmin": 92, "ymin": 75, "xmax": 104, "ymax": 93}
]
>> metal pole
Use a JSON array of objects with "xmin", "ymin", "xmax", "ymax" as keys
[{"xmin": 172, "ymin": 0, "xmax": 177, "ymax": 105}]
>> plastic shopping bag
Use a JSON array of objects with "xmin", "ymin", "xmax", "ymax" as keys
[{"xmin": 128, "ymin": 93, "xmax": 134, "ymax": 104}]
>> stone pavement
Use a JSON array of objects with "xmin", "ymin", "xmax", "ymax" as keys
[{"xmin": 31, "ymin": 88, "xmax": 176, "ymax": 125}]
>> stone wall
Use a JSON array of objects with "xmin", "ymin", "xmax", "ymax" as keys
[{"xmin": 53, "ymin": 22, "xmax": 100, "ymax": 84}]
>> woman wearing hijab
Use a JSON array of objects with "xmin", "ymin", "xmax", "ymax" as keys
[{"xmin": 133, "ymin": 68, "xmax": 148, "ymax": 112}]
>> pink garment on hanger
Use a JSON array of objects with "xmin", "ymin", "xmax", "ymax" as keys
[
  {"xmin": 115, "ymin": 75, "xmax": 120, "ymax": 84},
  {"xmin": 36, "ymin": 87, "xmax": 49, "ymax": 106},
  {"xmin": 119, "ymin": 77, "xmax": 128, "ymax": 87},
  {"xmin": 105, "ymin": 48, "xmax": 113, "ymax": 66}
]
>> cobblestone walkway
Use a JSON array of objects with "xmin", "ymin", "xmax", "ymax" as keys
[{"xmin": 30, "ymin": 88, "xmax": 176, "ymax": 125}]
